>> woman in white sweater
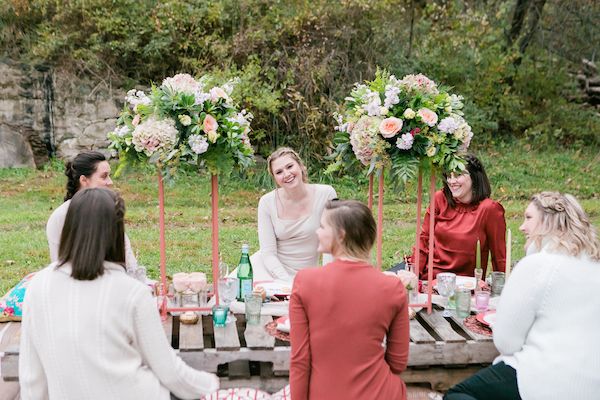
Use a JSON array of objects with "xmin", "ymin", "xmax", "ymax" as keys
[
  {"xmin": 251, "ymin": 147, "xmax": 337, "ymax": 283},
  {"xmin": 445, "ymin": 192, "xmax": 600, "ymax": 400},
  {"xmin": 21, "ymin": 188, "xmax": 219, "ymax": 400}
]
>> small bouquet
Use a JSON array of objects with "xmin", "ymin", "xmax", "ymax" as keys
[
  {"xmin": 108, "ymin": 73, "xmax": 254, "ymax": 176},
  {"xmin": 330, "ymin": 69, "xmax": 473, "ymax": 182}
]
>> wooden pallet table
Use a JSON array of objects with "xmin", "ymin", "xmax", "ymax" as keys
[{"xmin": 1, "ymin": 307, "xmax": 498, "ymax": 392}]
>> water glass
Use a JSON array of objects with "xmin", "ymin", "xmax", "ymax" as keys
[
  {"xmin": 245, "ymin": 293, "xmax": 262, "ymax": 325},
  {"xmin": 455, "ymin": 286, "xmax": 471, "ymax": 318},
  {"xmin": 474, "ymin": 290, "xmax": 491, "ymax": 312},
  {"xmin": 491, "ymin": 272, "xmax": 506, "ymax": 297},
  {"xmin": 436, "ymin": 272, "xmax": 457, "ymax": 317},
  {"xmin": 212, "ymin": 305, "xmax": 229, "ymax": 327}
]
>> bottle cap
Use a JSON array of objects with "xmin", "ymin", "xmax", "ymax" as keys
[{"xmin": 242, "ymin": 243, "xmax": 249, "ymax": 253}]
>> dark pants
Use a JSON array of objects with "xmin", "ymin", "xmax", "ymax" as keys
[{"xmin": 444, "ymin": 362, "xmax": 522, "ymax": 400}]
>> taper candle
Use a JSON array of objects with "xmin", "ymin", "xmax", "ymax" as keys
[{"xmin": 476, "ymin": 239, "xmax": 481, "ymax": 270}]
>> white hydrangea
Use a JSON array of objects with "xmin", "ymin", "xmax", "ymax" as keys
[
  {"xmin": 396, "ymin": 133, "xmax": 414, "ymax": 150},
  {"xmin": 114, "ymin": 125, "xmax": 130, "ymax": 137},
  {"xmin": 437, "ymin": 117, "xmax": 461, "ymax": 134},
  {"xmin": 125, "ymin": 89, "xmax": 151, "ymax": 108},
  {"xmin": 161, "ymin": 73, "xmax": 202, "ymax": 95},
  {"xmin": 383, "ymin": 84, "xmax": 401, "ymax": 109},
  {"xmin": 188, "ymin": 134, "xmax": 209, "ymax": 154},
  {"xmin": 131, "ymin": 117, "xmax": 178, "ymax": 157},
  {"xmin": 362, "ymin": 91, "xmax": 382, "ymax": 116}
]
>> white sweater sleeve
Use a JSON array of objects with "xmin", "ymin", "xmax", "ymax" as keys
[
  {"xmin": 132, "ymin": 288, "xmax": 219, "ymax": 399},
  {"xmin": 493, "ymin": 256, "xmax": 548, "ymax": 356},
  {"xmin": 19, "ymin": 291, "xmax": 50, "ymax": 400},
  {"xmin": 257, "ymin": 195, "xmax": 292, "ymax": 281}
]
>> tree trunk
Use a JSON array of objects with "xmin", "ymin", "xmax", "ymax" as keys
[{"xmin": 506, "ymin": 0, "xmax": 531, "ymax": 49}]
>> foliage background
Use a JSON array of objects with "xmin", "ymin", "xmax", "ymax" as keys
[{"xmin": 2, "ymin": 0, "xmax": 599, "ymax": 169}]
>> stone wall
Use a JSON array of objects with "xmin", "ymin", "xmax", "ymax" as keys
[{"xmin": 0, "ymin": 59, "xmax": 123, "ymax": 168}]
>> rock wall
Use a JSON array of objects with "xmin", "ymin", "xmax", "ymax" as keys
[{"xmin": 0, "ymin": 59, "xmax": 123, "ymax": 168}]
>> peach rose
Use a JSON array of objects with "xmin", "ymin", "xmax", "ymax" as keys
[
  {"xmin": 379, "ymin": 117, "xmax": 403, "ymax": 138},
  {"xmin": 210, "ymin": 87, "xmax": 229, "ymax": 102},
  {"xmin": 203, "ymin": 114, "xmax": 218, "ymax": 134},
  {"xmin": 417, "ymin": 108, "xmax": 438, "ymax": 127}
]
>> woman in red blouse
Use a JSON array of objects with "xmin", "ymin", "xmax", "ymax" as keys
[
  {"xmin": 290, "ymin": 200, "xmax": 409, "ymax": 400},
  {"xmin": 411, "ymin": 154, "xmax": 506, "ymax": 279}
]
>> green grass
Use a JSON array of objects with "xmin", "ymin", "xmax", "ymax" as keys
[{"xmin": 1, "ymin": 145, "xmax": 599, "ymax": 294}]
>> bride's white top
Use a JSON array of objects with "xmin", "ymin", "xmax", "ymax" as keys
[
  {"xmin": 254, "ymin": 184, "xmax": 336, "ymax": 282},
  {"xmin": 493, "ymin": 244, "xmax": 600, "ymax": 400}
]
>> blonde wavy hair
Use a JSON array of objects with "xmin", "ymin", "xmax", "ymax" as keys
[
  {"xmin": 529, "ymin": 192, "xmax": 600, "ymax": 261},
  {"xmin": 266, "ymin": 147, "xmax": 308, "ymax": 183}
]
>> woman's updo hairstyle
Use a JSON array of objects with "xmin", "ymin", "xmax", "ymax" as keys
[{"xmin": 64, "ymin": 151, "xmax": 106, "ymax": 201}]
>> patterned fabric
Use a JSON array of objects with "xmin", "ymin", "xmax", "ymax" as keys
[
  {"xmin": 464, "ymin": 315, "xmax": 492, "ymax": 336},
  {"xmin": 264, "ymin": 321, "xmax": 290, "ymax": 342},
  {"xmin": 203, "ymin": 385, "xmax": 291, "ymax": 400},
  {"xmin": 0, "ymin": 272, "xmax": 36, "ymax": 322}
]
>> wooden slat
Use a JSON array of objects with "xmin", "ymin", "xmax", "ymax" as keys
[
  {"xmin": 0, "ymin": 323, "xmax": 21, "ymax": 354},
  {"xmin": 409, "ymin": 318, "xmax": 436, "ymax": 344},
  {"xmin": 179, "ymin": 318, "xmax": 205, "ymax": 351},
  {"xmin": 244, "ymin": 315, "xmax": 275, "ymax": 349},
  {"xmin": 228, "ymin": 360, "xmax": 251, "ymax": 379},
  {"xmin": 448, "ymin": 315, "xmax": 492, "ymax": 342},
  {"xmin": 213, "ymin": 320, "xmax": 240, "ymax": 350},
  {"xmin": 418, "ymin": 311, "xmax": 466, "ymax": 343}
]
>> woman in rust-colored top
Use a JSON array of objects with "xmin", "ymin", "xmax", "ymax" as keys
[
  {"xmin": 290, "ymin": 200, "xmax": 409, "ymax": 400},
  {"xmin": 411, "ymin": 154, "xmax": 506, "ymax": 279}
]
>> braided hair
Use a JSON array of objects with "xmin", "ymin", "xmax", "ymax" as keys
[
  {"xmin": 64, "ymin": 151, "xmax": 107, "ymax": 201},
  {"xmin": 442, "ymin": 154, "xmax": 492, "ymax": 208}
]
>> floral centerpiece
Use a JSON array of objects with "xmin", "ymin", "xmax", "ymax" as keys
[
  {"xmin": 330, "ymin": 69, "xmax": 473, "ymax": 182},
  {"xmin": 108, "ymin": 73, "xmax": 254, "ymax": 176}
]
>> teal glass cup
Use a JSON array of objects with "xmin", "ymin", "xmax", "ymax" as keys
[{"xmin": 212, "ymin": 304, "xmax": 229, "ymax": 327}]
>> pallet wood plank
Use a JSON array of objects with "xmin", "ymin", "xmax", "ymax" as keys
[
  {"xmin": 448, "ymin": 315, "xmax": 492, "ymax": 342},
  {"xmin": 244, "ymin": 316, "xmax": 275, "ymax": 349},
  {"xmin": 0, "ymin": 323, "xmax": 21, "ymax": 354},
  {"xmin": 418, "ymin": 310, "xmax": 466, "ymax": 343},
  {"xmin": 213, "ymin": 320, "xmax": 240, "ymax": 351},
  {"xmin": 409, "ymin": 318, "xmax": 436, "ymax": 344},
  {"xmin": 179, "ymin": 319, "xmax": 205, "ymax": 351}
]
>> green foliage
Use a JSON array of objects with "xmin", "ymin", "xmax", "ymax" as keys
[{"xmin": 1, "ymin": 0, "xmax": 598, "ymax": 166}]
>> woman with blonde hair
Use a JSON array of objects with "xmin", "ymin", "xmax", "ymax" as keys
[
  {"xmin": 445, "ymin": 192, "xmax": 600, "ymax": 400},
  {"xmin": 290, "ymin": 200, "xmax": 409, "ymax": 399},
  {"xmin": 252, "ymin": 147, "xmax": 337, "ymax": 282}
]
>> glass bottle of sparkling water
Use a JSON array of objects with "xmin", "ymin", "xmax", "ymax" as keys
[{"xmin": 237, "ymin": 243, "xmax": 253, "ymax": 301}]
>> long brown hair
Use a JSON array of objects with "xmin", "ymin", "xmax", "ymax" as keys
[{"xmin": 58, "ymin": 188, "xmax": 126, "ymax": 280}]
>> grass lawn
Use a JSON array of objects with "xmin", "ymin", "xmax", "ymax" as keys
[{"xmin": 1, "ymin": 145, "xmax": 599, "ymax": 294}]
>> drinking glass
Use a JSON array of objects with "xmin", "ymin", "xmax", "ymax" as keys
[
  {"xmin": 474, "ymin": 290, "xmax": 490, "ymax": 312},
  {"xmin": 491, "ymin": 272, "xmax": 506, "ymax": 297},
  {"xmin": 218, "ymin": 277, "xmax": 238, "ymax": 323},
  {"xmin": 212, "ymin": 305, "xmax": 229, "ymax": 327},
  {"xmin": 245, "ymin": 293, "xmax": 262, "ymax": 325},
  {"xmin": 474, "ymin": 268, "xmax": 483, "ymax": 290},
  {"xmin": 436, "ymin": 272, "xmax": 456, "ymax": 317},
  {"xmin": 455, "ymin": 286, "xmax": 471, "ymax": 318}
]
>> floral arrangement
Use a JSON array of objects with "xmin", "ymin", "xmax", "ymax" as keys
[
  {"xmin": 330, "ymin": 69, "xmax": 473, "ymax": 182},
  {"xmin": 108, "ymin": 73, "xmax": 254, "ymax": 176}
]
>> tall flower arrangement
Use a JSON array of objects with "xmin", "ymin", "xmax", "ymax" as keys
[
  {"xmin": 330, "ymin": 69, "xmax": 473, "ymax": 182},
  {"xmin": 108, "ymin": 73, "xmax": 254, "ymax": 176}
]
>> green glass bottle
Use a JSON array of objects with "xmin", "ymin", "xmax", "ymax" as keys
[{"xmin": 237, "ymin": 243, "xmax": 253, "ymax": 301}]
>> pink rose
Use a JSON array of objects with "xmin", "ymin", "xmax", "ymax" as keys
[
  {"xmin": 203, "ymin": 114, "xmax": 218, "ymax": 134},
  {"xmin": 410, "ymin": 127, "xmax": 421, "ymax": 136},
  {"xmin": 379, "ymin": 117, "xmax": 403, "ymax": 138},
  {"xmin": 210, "ymin": 87, "xmax": 228, "ymax": 102},
  {"xmin": 417, "ymin": 108, "xmax": 438, "ymax": 127}
]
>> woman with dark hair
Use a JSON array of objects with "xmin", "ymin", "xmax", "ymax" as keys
[
  {"xmin": 409, "ymin": 154, "xmax": 506, "ymax": 278},
  {"xmin": 21, "ymin": 188, "xmax": 219, "ymax": 400},
  {"xmin": 290, "ymin": 200, "xmax": 409, "ymax": 399},
  {"xmin": 46, "ymin": 151, "xmax": 137, "ymax": 270},
  {"xmin": 445, "ymin": 192, "xmax": 600, "ymax": 400}
]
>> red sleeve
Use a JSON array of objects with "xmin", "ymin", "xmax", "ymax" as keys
[
  {"xmin": 385, "ymin": 280, "xmax": 410, "ymax": 374},
  {"xmin": 486, "ymin": 201, "xmax": 507, "ymax": 273},
  {"xmin": 289, "ymin": 272, "xmax": 311, "ymax": 400}
]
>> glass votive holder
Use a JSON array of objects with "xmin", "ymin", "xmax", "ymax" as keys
[
  {"xmin": 474, "ymin": 290, "xmax": 491, "ymax": 312},
  {"xmin": 245, "ymin": 293, "xmax": 262, "ymax": 325},
  {"xmin": 212, "ymin": 305, "xmax": 229, "ymax": 327},
  {"xmin": 455, "ymin": 286, "xmax": 471, "ymax": 318},
  {"xmin": 491, "ymin": 271, "xmax": 506, "ymax": 297}
]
